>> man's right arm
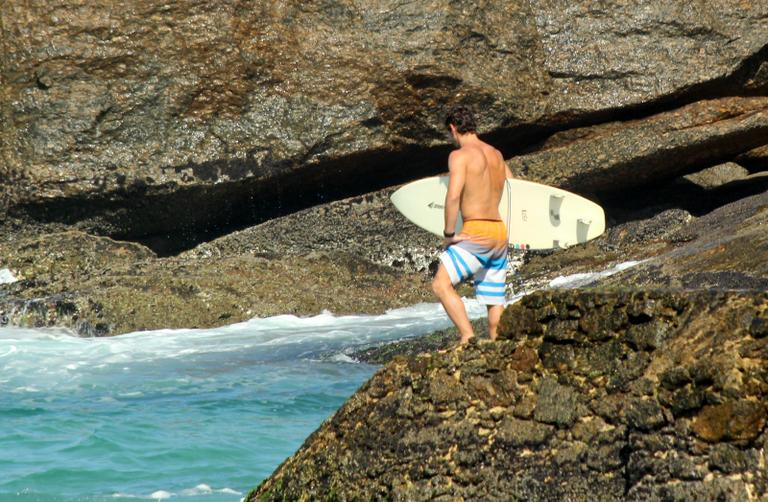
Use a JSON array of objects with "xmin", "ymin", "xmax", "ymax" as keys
[{"xmin": 444, "ymin": 150, "xmax": 466, "ymax": 243}]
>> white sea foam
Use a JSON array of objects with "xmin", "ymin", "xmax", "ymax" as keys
[
  {"xmin": 112, "ymin": 484, "xmax": 242, "ymax": 499},
  {"xmin": 0, "ymin": 260, "xmax": 630, "ymax": 394},
  {"xmin": 330, "ymin": 353, "xmax": 358, "ymax": 363},
  {"xmin": 0, "ymin": 268, "xmax": 17, "ymax": 284},
  {"xmin": 548, "ymin": 260, "xmax": 642, "ymax": 289},
  {"xmin": 181, "ymin": 484, "xmax": 214, "ymax": 495},
  {"xmin": 0, "ymin": 299, "xmax": 487, "ymax": 392}
]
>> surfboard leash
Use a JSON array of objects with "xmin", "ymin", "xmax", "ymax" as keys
[{"xmin": 505, "ymin": 178, "xmax": 512, "ymax": 248}]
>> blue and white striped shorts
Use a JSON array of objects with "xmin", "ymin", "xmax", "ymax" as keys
[{"xmin": 439, "ymin": 240, "xmax": 509, "ymax": 305}]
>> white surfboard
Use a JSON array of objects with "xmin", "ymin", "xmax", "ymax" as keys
[{"xmin": 390, "ymin": 176, "xmax": 605, "ymax": 250}]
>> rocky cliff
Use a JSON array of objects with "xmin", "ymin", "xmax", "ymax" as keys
[{"xmin": 249, "ymin": 289, "xmax": 768, "ymax": 501}]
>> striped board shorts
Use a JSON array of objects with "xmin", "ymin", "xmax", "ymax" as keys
[{"xmin": 439, "ymin": 220, "xmax": 509, "ymax": 305}]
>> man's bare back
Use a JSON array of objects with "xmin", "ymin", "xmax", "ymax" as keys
[{"xmin": 448, "ymin": 141, "xmax": 510, "ymax": 221}]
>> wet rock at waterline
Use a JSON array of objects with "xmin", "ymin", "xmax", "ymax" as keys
[
  {"xmin": 0, "ymin": 231, "xmax": 433, "ymax": 336},
  {"xmin": 249, "ymin": 290, "xmax": 768, "ymax": 501},
  {"xmin": 2, "ymin": 1, "xmax": 768, "ymax": 251},
  {"xmin": 350, "ymin": 319, "xmax": 489, "ymax": 365}
]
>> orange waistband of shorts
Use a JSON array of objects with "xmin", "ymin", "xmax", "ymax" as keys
[{"xmin": 462, "ymin": 219, "xmax": 507, "ymax": 241}]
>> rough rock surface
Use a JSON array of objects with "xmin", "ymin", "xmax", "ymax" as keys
[
  {"xmin": 602, "ymin": 188, "xmax": 768, "ymax": 290},
  {"xmin": 184, "ymin": 188, "xmax": 441, "ymax": 273},
  {"xmin": 738, "ymin": 144, "xmax": 768, "ymax": 172},
  {"xmin": 2, "ymin": 1, "xmax": 767, "ymax": 249},
  {"xmin": 507, "ymin": 97, "xmax": 768, "ymax": 195},
  {"xmin": 249, "ymin": 290, "xmax": 768, "ymax": 501},
  {"xmin": 0, "ymin": 231, "xmax": 432, "ymax": 336},
  {"xmin": 350, "ymin": 319, "xmax": 489, "ymax": 365},
  {"xmin": 683, "ymin": 162, "xmax": 749, "ymax": 189}
]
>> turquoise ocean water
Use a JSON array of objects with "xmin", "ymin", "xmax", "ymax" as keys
[{"xmin": 0, "ymin": 301, "xmax": 488, "ymax": 501}]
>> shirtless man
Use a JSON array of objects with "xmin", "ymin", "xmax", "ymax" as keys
[{"xmin": 432, "ymin": 105, "xmax": 513, "ymax": 344}]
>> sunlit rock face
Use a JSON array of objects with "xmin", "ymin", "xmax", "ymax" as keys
[
  {"xmin": 249, "ymin": 290, "xmax": 768, "ymax": 501},
  {"xmin": 0, "ymin": 230, "xmax": 434, "ymax": 336},
  {"xmin": 2, "ymin": 1, "xmax": 767, "ymax": 248},
  {"xmin": 508, "ymin": 97, "xmax": 768, "ymax": 195}
]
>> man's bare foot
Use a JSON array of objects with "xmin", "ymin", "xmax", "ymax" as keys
[{"xmin": 459, "ymin": 335, "xmax": 474, "ymax": 345}]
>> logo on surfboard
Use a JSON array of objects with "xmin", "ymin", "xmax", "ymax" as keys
[{"xmin": 427, "ymin": 202, "xmax": 445, "ymax": 210}]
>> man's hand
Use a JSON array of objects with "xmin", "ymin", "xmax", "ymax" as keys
[{"xmin": 443, "ymin": 233, "xmax": 469, "ymax": 249}]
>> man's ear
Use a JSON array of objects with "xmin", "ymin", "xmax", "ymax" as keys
[{"xmin": 449, "ymin": 124, "xmax": 459, "ymax": 142}]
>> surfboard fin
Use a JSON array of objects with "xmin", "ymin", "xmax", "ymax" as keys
[{"xmin": 549, "ymin": 194, "xmax": 564, "ymax": 226}]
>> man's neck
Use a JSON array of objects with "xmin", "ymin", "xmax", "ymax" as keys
[{"xmin": 456, "ymin": 133, "xmax": 480, "ymax": 147}]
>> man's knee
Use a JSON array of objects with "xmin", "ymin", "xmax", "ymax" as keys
[
  {"xmin": 432, "ymin": 274, "xmax": 452, "ymax": 297},
  {"xmin": 431, "ymin": 277, "xmax": 445, "ymax": 297}
]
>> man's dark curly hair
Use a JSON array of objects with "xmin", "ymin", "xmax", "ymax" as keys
[{"xmin": 444, "ymin": 105, "xmax": 477, "ymax": 134}]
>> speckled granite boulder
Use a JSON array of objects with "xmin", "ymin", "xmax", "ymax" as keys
[
  {"xmin": 683, "ymin": 162, "xmax": 749, "ymax": 189},
  {"xmin": 184, "ymin": 187, "xmax": 441, "ymax": 273},
  {"xmin": 2, "ymin": 1, "xmax": 767, "ymax": 246},
  {"xmin": 601, "ymin": 188, "xmax": 768, "ymax": 290},
  {"xmin": 507, "ymin": 97, "xmax": 768, "ymax": 195}
]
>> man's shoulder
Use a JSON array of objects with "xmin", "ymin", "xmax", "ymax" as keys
[
  {"xmin": 478, "ymin": 140, "xmax": 501, "ymax": 155},
  {"xmin": 477, "ymin": 141, "xmax": 504, "ymax": 164},
  {"xmin": 454, "ymin": 143, "xmax": 500, "ymax": 162},
  {"xmin": 448, "ymin": 147, "xmax": 472, "ymax": 162}
]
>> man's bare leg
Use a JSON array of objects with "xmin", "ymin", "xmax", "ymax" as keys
[
  {"xmin": 432, "ymin": 264, "xmax": 474, "ymax": 343},
  {"xmin": 487, "ymin": 304, "xmax": 504, "ymax": 341}
]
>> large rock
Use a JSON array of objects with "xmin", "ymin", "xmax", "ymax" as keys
[
  {"xmin": 2, "ymin": 1, "xmax": 767, "ymax": 248},
  {"xmin": 508, "ymin": 96, "xmax": 768, "ymax": 195},
  {"xmin": 184, "ymin": 187, "xmax": 441, "ymax": 273},
  {"xmin": 248, "ymin": 290, "xmax": 768, "ymax": 500},
  {"xmin": 601, "ymin": 188, "xmax": 768, "ymax": 290},
  {"xmin": 0, "ymin": 231, "xmax": 433, "ymax": 335}
]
